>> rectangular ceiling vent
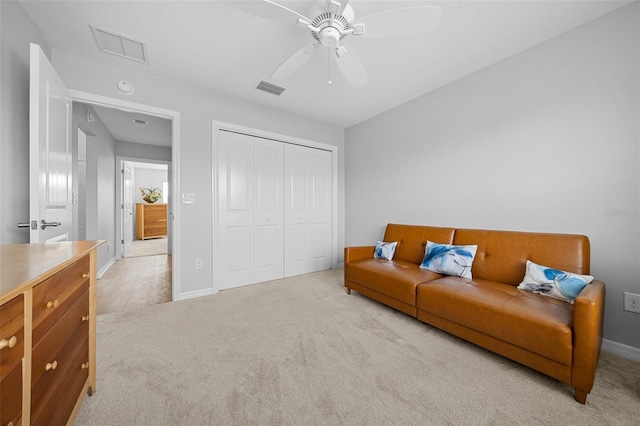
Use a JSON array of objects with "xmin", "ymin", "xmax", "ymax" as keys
[
  {"xmin": 90, "ymin": 24, "xmax": 149, "ymax": 64},
  {"xmin": 255, "ymin": 80, "xmax": 286, "ymax": 96}
]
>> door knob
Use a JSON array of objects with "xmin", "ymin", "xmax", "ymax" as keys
[
  {"xmin": 41, "ymin": 220, "xmax": 61, "ymax": 230},
  {"xmin": 17, "ymin": 220, "xmax": 37, "ymax": 230}
]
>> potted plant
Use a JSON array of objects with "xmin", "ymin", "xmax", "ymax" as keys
[{"xmin": 140, "ymin": 186, "xmax": 162, "ymax": 203}]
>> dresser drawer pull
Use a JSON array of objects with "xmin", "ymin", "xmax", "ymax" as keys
[
  {"xmin": 45, "ymin": 360, "xmax": 58, "ymax": 371},
  {"xmin": 81, "ymin": 314, "xmax": 89, "ymax": 322},
  {"xmin": 83, "ymin": 273, "xmax": 89, "ymax": 278},
  {"xmin": 0, "ymin": 335, "xmax": 17, "ymax": 350},
  {"xmin": 46, "ymin": 299, "xmax": 59, "ymax": 309},
  {"xmin": 81, "ymin": 362, "xmax": 89, "ymax": 370}
]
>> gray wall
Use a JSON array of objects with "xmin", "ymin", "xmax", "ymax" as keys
[
  {"xmin": 346, "ymin": 4, "xmax": 640, "ymax": 351},
  {"xmin": 115, "ymin": 140, "xmax": 172, "ymax": 162},
  {"xmin": 73, "ymin": 102, "xmax": 117, "ymax": 272},
  {"xmin": 49, "ymin": 46, "xmax": 345, "ymax": 296},
  {"xmin": 0, "ymin": 0, "xmax": 50, "ymax": 244}
]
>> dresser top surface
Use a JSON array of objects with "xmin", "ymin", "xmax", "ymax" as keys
[{"xmin": 0, "ymin": 240, "xmax": 104, "ymax": 300}]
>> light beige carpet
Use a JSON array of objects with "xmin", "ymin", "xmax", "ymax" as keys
[
  {"xmin": 96, "ymin": 255, "xmax": 171, "ymax": 316},
  {"xmin": 125, "ymin": 238, "xmax": 168, "ymax": 258},
  {"xmin": 76, "ymin": 269, "xmax": 639, "ymax": 425}
]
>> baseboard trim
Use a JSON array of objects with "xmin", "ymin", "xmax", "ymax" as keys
[
  {"xmin": 97, "ymin": 257, "xmax": 116, "ymax": 279},
  {"xmin": 602, "ymin": 338, "xmax": 640, "ymax": 362},
  {"xmin": 178, "ymin": 287, "xmax": 214, "ymax": 301}
]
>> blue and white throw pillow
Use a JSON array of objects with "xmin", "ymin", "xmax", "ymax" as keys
[
  {"xmin": 517, "ymin": 260, "xmax": 593, "ymax": 303},
  {"xmin": 419, "ymin": 241, "xmax": 477, "ymax": 279},
  {"xmin": 374, "ymin": 241, "xmax": 398, "ymax": 260}
]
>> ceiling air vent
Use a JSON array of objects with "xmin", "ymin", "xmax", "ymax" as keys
[
  {"xmin": 90, "ymin": 24, "xmax": 149, "ymax": 64},
  {"xmin": 255, "ymin": 80, "xmax": 286, "ymax": 96}
]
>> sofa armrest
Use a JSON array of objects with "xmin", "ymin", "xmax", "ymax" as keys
[
  {"xmin": 571, "ymin": 279, "xmax": 606, "ymax": 403},
  {"xmin": 344, "ymin": 246, "xmax": 375, "ymax": 264}
]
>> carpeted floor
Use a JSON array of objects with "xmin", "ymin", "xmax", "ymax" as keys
[
  {"xmin": 75, "ymin": 269, "xmax": 640, "ymax": 425},
  {"xmin": 96, "ymin": 254, "xmax": 171, "ymax": 315},
  {"xmin": 125, "ymin": 238, "xmax": 168, "ymax": 258}
]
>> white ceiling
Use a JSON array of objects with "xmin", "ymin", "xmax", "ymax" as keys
[
  {"xmin": 90, "ymin": 104, "xmax": 172, "ymax": 147},
  {"xmin": 21, "ymin": 0, "xmax": 632, "ymax": 128}
]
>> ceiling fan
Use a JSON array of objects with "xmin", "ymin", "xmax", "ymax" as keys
[{"xmin": 236, "ymin": 0, "xmax": 441, "ymax": 89}]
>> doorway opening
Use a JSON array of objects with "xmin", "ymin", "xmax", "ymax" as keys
[
  {"xmin": 118, "ymin": 159, "xmax": 170, "ymax": 259},
  {"xmin": 70, "ymin": 90, "xmax": 181, "ymax": 302}
]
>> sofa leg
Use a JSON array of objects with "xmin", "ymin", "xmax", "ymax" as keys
[
  {"xmin": 574, "ymin": 389, "xmax": 588, "ymax": 404},
  {"xmin": 346, "ymin": 288, "xmax": 351, "ymax": 295}
]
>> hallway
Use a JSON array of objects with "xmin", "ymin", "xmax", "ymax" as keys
[{"xmin": 97, "ymin": 254, "xmax": 172, "ymax": 315}]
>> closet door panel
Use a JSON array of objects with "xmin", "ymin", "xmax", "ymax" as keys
[
  {"xmin": 226, "ymin": 226, "xmax": 252, "ymax": 274},
  {"xmin": 285, "ymin": 145, "xmax": 331, "ymax": 277},
  {"xmin": 218, "ymin": 131, "xmax": 254, "ymax": 289},
  {"xmin": 309, "ymin": 149, "xmax": 332, "ymax": 269},
  {"xmin": 253, "ymin": 139, "xmax": 284, "ymax": 283}
]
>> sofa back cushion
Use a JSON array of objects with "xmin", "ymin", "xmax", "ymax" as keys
[
  {"xmin": 383, "ymin": 224, "xmax": 456, "ymax": 265},
  {"xmin": 453, "ymin": 228, "xmax": 591, "ymax": 286}
]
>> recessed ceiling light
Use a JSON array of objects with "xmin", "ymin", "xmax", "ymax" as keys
[{"xmin": 133, "ymin": 119, "xmax": 148, "ymax": 125}]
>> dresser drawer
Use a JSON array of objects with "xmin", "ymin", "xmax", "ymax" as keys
[
  {"xmin": 32, "ymin": 255, "xmax": 89, "ymax": 344},
  {"xmin": 0, "ymin": 294, "xmax": 24, "ymax": 381},
  {"xmin": 32, "ymin": 335, "xmax": 89, "ymax": 426},
  {"xmin": 31, "ymin": 290, "xmax": 89, "ymax": 418},
  {"xmin": 0, "ymin": 362, "xmax": 22, "ymax": 426}
]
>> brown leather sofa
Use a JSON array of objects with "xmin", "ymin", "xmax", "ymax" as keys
[{"xmin": 344, "ymin": 224, "xmax": 606, "ymax": 404}]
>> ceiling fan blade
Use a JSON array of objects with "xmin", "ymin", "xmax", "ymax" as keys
[
  {"xmin": 335, "ymin": 48, "xmax": 368, "ymax": 89},
  {"xmin": 355, "ymin": 6, "xmax": 441, "ymax": 38},
  {"xmin": 272, "ymin": 42, "xmax": 320, "ymax": 80},
  {"xmin": 229, "ymin": 0, "xmax": 312, "ymax": 26}
]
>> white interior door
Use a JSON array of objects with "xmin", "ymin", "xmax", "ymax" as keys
[
  {"xmin": 253, "ymin": 138, "xmax": 284, "ymax": 283},
  {"xmin": 122, "ymin": 163, "xmax": 134, "ymax": 256},
  {"xmin": 284, "ymin": 144, "xmax": 332, "ymax": 277},
  {"xmin": 217, "ymin": 131, "xmax": 285, "ymax": 289},
  {"xmin": 217, "ymin": 131, "xmax": 255, "ymax": 289},
  {"xmin": 29, "ymin": 43, "xmax": 72, "ymax": 243}
]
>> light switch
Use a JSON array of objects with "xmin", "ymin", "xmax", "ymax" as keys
[{"xmin": 182, "ymin": 192, "xmax": 195, "ymax": 204}]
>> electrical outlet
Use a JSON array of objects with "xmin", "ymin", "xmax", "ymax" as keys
[
  {"xmin": 195, "ymin": 258, "xmax": 203, "ymax": 270},
  {"xmin": 623, "ymin": 292, "xmax": 640, "ymax": 314}
]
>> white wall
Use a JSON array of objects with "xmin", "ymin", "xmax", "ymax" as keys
[
  {"xmin": 49, "ymin": 48, "xmax": 345, "ymax": 296},
  {"xmin": 0, "ymin": 0, "xmax": 50, "ymax": 244},
  {"xmin": 346, "ymin": 4, "xmax": 640, "ymax": 351},
  {"xmin": 134, "ymin": 168, "xmax": 168, "ymax": 204}
]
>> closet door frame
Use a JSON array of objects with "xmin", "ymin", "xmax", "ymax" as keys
[{"xmin": 211, "ymin": 121, "xmax": 338, "ymax": 294}]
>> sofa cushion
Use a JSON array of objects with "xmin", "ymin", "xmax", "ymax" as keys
[
  {"xmin": 417, "ymin": 277, "xmax": 574, "ymax": 365},
  {"xmin": 419, "ymin": 241, "xmax": 478, "ymax": 279},
  {"xmin": 383, "ymin": 224, "xmax": 456, "ymax": 265},
  {"xmin": 374, "ymin": 241, "xmax": 398, "ymax": 260},
  {"xmin": 347, "ymin": 258, "xmax": 443, "ymax": 306},
  {"xmin": 517, "ymin": 260, "xmax": 594, "ymax": 303},
  {"xmin": 453, "ymin": 229, "xmax": 591, "ymax": 286}
]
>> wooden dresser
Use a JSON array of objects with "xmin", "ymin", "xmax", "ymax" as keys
[
  {"xmin": 136, "ymin": 203, "xmax": 168, "ymax": 240},
  {"xmin": 0, "ymin": 240, "xmax": 103, "ymax": 426}
]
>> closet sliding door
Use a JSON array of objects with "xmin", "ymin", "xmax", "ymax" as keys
[{"xmin": 217, "ymin": 131, "xmax": 283, "ymax": 290}]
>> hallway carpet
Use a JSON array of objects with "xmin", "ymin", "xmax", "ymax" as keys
[{"xmin": 96, "ymin": 254, "xmax": 171, "ymax": 315}]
